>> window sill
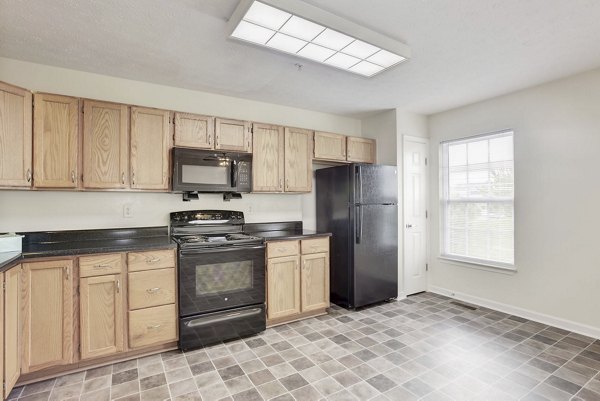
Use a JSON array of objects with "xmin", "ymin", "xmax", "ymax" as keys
[{"xmin": 438, "ymin": 256, "xmax": 517, "ymax": 275}]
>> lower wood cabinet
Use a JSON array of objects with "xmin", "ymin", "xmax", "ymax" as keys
[
  {"xmin": 79, "ymin": 274, "xmax": 124, "ymax": 360},
  {"xmin": 267, "ymin": 255, "xmax": 301, "ymax": 320},
  {"xmin": 266, "ymin": 237, "xmax": 330, "ymax": 326},
  {"xmin": 21, "ymin": 260, "xmax": 74, "ymax": 373},
  {"xmin": 4, "ymin": 266, "xmax": 21, "ymax": 398},
  {"xmin": 129, "ymin": 304, "xmax": 177, "ymax": 349}
]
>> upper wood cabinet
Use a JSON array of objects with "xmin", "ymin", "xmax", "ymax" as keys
[
  {"xmin": 174, "ymin": 112, "xmax": 214, "ymax": 149},
  {"xmin": 313, "ymin": 131, "xmax": 347, "ymax": 162},
  {"xmin": 215, "ymin": 118, "xmax": 252, "ymax": 153},
  {"xmin": 21, "ymin": 259, "xmax": 74, "ymax": 373},
  {"xmin": 252, "ymin": 123, "xmax": 284, "ymax": 192},
  {"xmin": 0, "ymin": 82, "xmax": 32, "ymax": 188},
  {"xmin": 4, "ymin": 265, "xmax": 21, "ymax": 398},
  {"xmin": 284, "ymin": 127, "xmax": 313, "ymax": 193},
  {"xmin": 130, "ymin": 107, "xmax": 171, "ymax": 190},
  {"xmin": 82, "ymin": 100, "xmax": 129, "ymax": 189},
  {"xmin": 33, "ymin": 94, "xmax": 79, "ymax": 188},
  {"xmin": 80, "ymin": 273, "xmax": 124, "ymax": 360},
  {"xmin": 347, "ymin": 136, "xmax": 376, "ymax": 163}
]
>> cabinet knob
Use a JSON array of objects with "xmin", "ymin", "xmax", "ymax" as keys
[
  {"xmin": 116, "ymin": 279, "xmax": 120, "ymax": 293},
  {"xmin": 26, "ymin": 168, "xmax": 32, "ymax": 183},
  {"xmin": 122, "ymin": 172, "xmax": 126, "ymax": 185},
  {"xmin": 146, "ymin": 287, "xmax": 161, "ymax": 293},
  {"xmin": 71, "ymin": 170, "xmax": 76, "ymax": 183},
  {"xmin": 146, "ymin": 257, "xmax": 161, "ymax": 264},
  {"xmin": 93, "ymin": 264, "xmax": 111, "ymax": 269},
  {"xmin": 132, "ymin": 172, "xmax": 135, "ymax": 185},
  {"xmin": 64, "ymin": 266, "xmax": 70, "ymax": 280},
  {"xmin": 147, "ymin": 324, "xmax": 161, "ymax": 330}
]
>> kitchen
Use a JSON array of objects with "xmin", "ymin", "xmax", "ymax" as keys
[{"xmin": 2, "ymin": 1, "xmax": 600, "ymax": 401}]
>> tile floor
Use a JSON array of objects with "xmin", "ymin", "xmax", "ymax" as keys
[{"xmin": 8, "ymin": 292, "xmax": 600, "ymax": 401}]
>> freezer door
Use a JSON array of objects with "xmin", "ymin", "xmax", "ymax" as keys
[
  {"xmin": 353, "ymin": 204, "xmax": 398, "ymax": 308},
  {"xmin": 352, "ymin": 164, "xmax": 398, "ymax": 205}
]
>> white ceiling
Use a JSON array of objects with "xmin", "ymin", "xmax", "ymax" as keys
[{"xmin": 2, "ymin": 0, "xmax": 600, "ymax": 117}]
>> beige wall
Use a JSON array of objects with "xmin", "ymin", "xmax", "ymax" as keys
[
  {"xmin": 427, "ymin": 67, "xmax": 600, "ymax": 336},
  {"xmin": 0, "ymin": 57, "xmax": 361, "ymax": 231}
]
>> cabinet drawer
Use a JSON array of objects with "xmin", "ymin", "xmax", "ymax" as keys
[
  {"xmin": 129, "ymin": 268, "xmax": 176, "ymax": 310},
  {"xmin": 301, "ymin": 237, "xmax": 329, "ymax": 254},
  {"xmin": 128, "ymin": 249, "xmax": 175, "ymax": 272},
  {"xmin": 80, "ymin": 253, "xmax": 123, "ymax": 277},
  {"xmin": 267, "ymin": 240, "xmax": 299, "ymax": 258},
  {"xmin": 129, "ymin": 304, "xmax": 177, "ymax": 348}
]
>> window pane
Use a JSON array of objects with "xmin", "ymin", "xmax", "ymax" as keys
[
  {"xmin": 467, "ymin": 140, "xmax": 488, "ymax": 164},
  {"xmin": 448, "ymin": 143, "xmax": 467, "ymax": 166},
  {"xmin": 490, "ymin": 135, "xmax": 513, "ymax": 162},
  {"xmin": 441, "ymin": 131, "xmax": 514, "ymax": 266}
]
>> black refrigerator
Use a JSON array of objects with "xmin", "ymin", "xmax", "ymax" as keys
[{"xmin": 316, "ymin": 164, "xmax": 398, "ymax": 309}]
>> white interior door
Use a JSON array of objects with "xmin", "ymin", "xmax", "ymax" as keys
[{"xmin": 403, "ymin": 136, "xmax": 429, "ymax": 295}]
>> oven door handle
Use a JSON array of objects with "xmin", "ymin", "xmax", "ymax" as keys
[
  {"xmin": 231, "ymin": 160, "xmax": 238, "ymax": 188},
  {"xmin": 180, "ymin": 244, "xmax": 265, "ymax": 256},
  {"xmin": 184, "ymin": 307, "xmax": 263, "ymax": 328}
]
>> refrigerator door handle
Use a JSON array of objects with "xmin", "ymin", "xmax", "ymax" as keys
[
  {"xmin": 355, "ymin": 165, "xmax": 363, "ymax": 204},
  {"xmin": 355, "ymin": 205, "xmax": 363, "ymax": 244}
]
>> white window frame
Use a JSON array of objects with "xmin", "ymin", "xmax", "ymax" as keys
[{"xmin": 439, "ymin": 129, "xmax": 515, "ymax": 271}]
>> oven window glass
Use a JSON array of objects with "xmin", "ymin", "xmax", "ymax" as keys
[
  {"xmin": 196, "ymin": 261, "xmax": 253, "ymax": 295},
  {"xmin": 182, "ymin": 165, "xmax": 229, "ymax": 185}
]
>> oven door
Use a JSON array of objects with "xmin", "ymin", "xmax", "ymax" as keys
[
  {"xmin": 172, "ymin": 148, "xmax": 234, "ymax": 192},
  {"xmin": 178, "ymin": 244, "xmax": 265, "ymax": 316}
]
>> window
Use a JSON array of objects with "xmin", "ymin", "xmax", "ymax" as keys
[{"xmin": 440, "ymin": 130, "xmax": 514, "ymax": 268}]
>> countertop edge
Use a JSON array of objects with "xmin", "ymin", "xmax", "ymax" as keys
[{"xmin": 0, "ymin": 252, "xmax": 23, "ymax": 273}]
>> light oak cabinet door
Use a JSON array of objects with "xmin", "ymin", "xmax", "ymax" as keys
[
  {"xmin": 253, "ymin": 123, "xmax": 284, "ymax": 192},
  {"xmin": 0, "ymin": 82, "xmax": 32, "ymax": 187},
  {"xmin": 82, "ymin": 101, "xmax": 129, "ymax": 189},
  {"xmin": 267, "ymin": 255, "xmax": 301, "ymax": 320},
  {"xmin": 284, "ymin": 127, "xmax": 312, "ymax": 193},
  {"xmin": 347, "ymin": 136, "xmax": 376, "ymax": 163},
  {"xmin": 80, "ymin": 274, "xmax": 124, "ymax": 360},
  {"xmin": 130, "ymin": 107, "xmax": 171, "ymax": 190},
  {"xmin": 0, "ymin": 272, "xmax": 3, "ymax": 398},
  {"xmin": 4, "ymin": 265, "xmax": 21, "ymax": 398},
  {"xmin": 174, "ymin": 112, "xmax": 214, "ymax": 149},
  {"xmin": 33, "ymin": 94, "xmax": 79, "ymax": 188},
  {"xmin": 313, "ymin": 131, "xmax": 347, "ymax": 162},
  {"xmin": 215, "ymin": 118, "xmax": 251, "ymax": 152},
  {"xmin": 300, "ymin": 253, "xmax": 330, "ymax": 313},
  {"xmin": 21, "ymin": 260, "xmax": 74, "ymax": 373}
]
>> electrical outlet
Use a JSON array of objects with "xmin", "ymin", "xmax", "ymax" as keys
[{"xmin": 123, "ymin": 204, "xmax": 133, "ymax": 218}]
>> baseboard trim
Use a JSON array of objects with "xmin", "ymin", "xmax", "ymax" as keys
[{"xmin": 428, "ymin": 285, "xmax": 600, "ymax": 339}]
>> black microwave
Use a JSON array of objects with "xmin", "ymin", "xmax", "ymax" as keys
[{"xmin": 172, "ymin": 148, "xmax": 252, "ymax": 194}]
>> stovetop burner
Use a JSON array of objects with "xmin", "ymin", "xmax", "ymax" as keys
[{"xmin": 170, "ymin": 211, "xmax": 263, "ymax": 249}]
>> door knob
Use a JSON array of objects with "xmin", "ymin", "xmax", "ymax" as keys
[{"xmin": 406, "ymin": 224, "xmax": 413, "ymax": 228}]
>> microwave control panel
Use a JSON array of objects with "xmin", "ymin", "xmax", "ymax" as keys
[{"xmin": 238, "ymin": 161, "xmax": 251, "ymax": 189}]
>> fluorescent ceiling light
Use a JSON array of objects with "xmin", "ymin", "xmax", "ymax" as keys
[
  {"xmin": 231, "ymin": 20, "xmax": 275, "ymax": 45},
  {"xmin": 297, "ymin": 43, "xmax": 336, "ymax": 62},
  {"xmin": 280, "ymin": 16, "xmax": 325, "ymax": 41},
  {"xmin": 228, "ymin": 0, "xmax": 410, "ymax": 77},
  {"xmin": 243, "ymin": 1, "xmax": 291, "ymax": 30},
  {"xmin": 367, "ymin": 50, "xmax": 407, "ymax": 68},
  {"xmin": 324, "ymin": 53, "xmax": 360, "ymax": 69},
  {"xmin": 266, "ymin": 33, "xmax": 307, "ymax": 54}
]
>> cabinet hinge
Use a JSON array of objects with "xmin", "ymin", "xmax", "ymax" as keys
[
  {"xmin": 425, "ymin": 210, "xmax": 428, "ymax": 218},
  {"xmin": 426, "ymin": 263, "xmax": 429, "ymax": 272},
  {"xmin": 425, "ymin": 157, "xmax": 428, "ymax": 166}
]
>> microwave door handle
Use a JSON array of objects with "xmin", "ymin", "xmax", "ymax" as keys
[{"xmin": 231, "ymin": 160, "xmax": 238, "ymax": 188}]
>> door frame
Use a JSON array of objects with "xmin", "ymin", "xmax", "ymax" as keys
[{"xmin": 402, "ymin": 135, "xmax": 430, "ymax": 297}]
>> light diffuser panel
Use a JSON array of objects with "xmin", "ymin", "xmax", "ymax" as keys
[
  {"xmin": 279, "ymin": 16, "xmax": 325, "ymax": 41},
  {"xmin": 229, "ymin": 1, "xmax": 409, "ymax": 77}
]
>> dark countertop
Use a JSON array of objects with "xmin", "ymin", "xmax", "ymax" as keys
[
  {"xmin": 21, "ymin": 236, "xmax": 176, "ymax": 258},
  {"xmin": 0, "ymin": 226, "xmax": 175, "ymax": 273},
  {"xmin": 0, "ymin": 252, "xmax": 22, "ymax": 272},
  {"xmin": 244, "ymin": 221, "xmax": 331, "ymax": 241},
  {"xmin": 251, "ymin": 230, "xmax": 332, "ymax": 241}
]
